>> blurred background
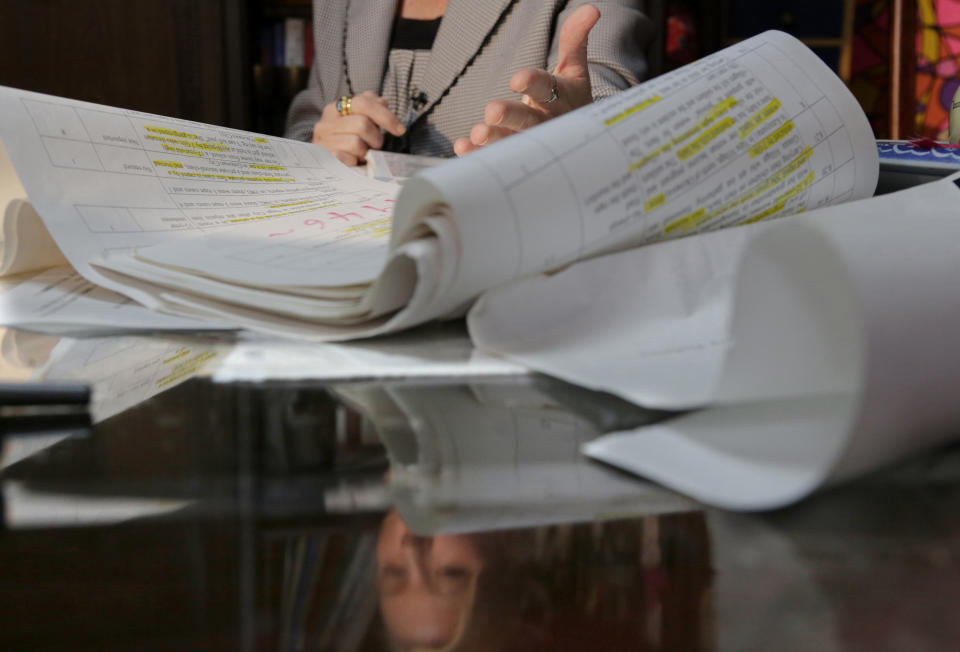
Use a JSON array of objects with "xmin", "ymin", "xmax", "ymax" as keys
[{"xmin": 0, "ymin": 0, "xmax": 954, "ymax": 140}]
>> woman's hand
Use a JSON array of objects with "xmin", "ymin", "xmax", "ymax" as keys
[
  {"xmin": 312, "ymin": 90, "xmax": 406, "ymax": 166},
  {"xmin": 453, "ymin": 4, "xmax": 600, "ymax": 156}
]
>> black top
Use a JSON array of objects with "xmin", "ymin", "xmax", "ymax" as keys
[{"xmin": 389, "ymin": 15, "xmax": 442, "ymax": 50}]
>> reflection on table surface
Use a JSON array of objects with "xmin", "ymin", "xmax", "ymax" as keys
[
  {"xmin": 2, "ymin": 365, "xmax": 960, "ymax": 651},
  {"xmin": 0, "ymin": 322, "xmax": 525, "ymax": 423}
]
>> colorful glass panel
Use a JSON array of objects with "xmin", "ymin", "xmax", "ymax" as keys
[{"xmin": 916, "ymin": 0, "xmax": 960, "ymax": 139}]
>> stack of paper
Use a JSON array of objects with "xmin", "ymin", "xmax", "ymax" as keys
[{"xmin": 0, "ymin": 31, "xmax": 878, "ymax": 341}]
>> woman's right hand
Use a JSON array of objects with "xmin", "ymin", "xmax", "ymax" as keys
[{"xmin": 312, "ymin": 90, "xmax": 406, "ymax": 166}]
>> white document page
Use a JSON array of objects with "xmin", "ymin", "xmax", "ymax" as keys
[
  {"xmin": 1, "ymin": 138, "xmax": 222, "ymax": 331},
  {"xmin": 0, "ymin": 85, "xmax": 398, "ymax": 305},
  {"xmin": 388, "ymin": 30, "xmax": 878, "ymax": 322},
  {"xmin": 95, "ymin": 220, "xmax": 449, "ymax": 340},
  {"xmin": 365, "ymin": 150, "xmax": 444, "ymax": 182},
  {"xmin": 469, "ymin": 220, "xmax": 772, "ymax": 408},
  {"xmin": 584, "ymin": 175, "xmax": 960, "ymax": 510},
  {"xmin": 0, "ymin": 266, "xmax": 226, "ymax": 333},
  {"xmin": 49, "ymin": 31, "xmax": 880, "ymax": 341}
]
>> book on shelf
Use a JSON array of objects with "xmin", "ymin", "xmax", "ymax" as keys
[
  {"xmin": 4, "ymin": 30, "xmax": 960, "ymax": 510},
  {"xmin": 258, "ymin": 17, "xmax": 310, "ymax": 68},
  {"xmin": 272, "ymin": 21, "xmax": 285, "ymax": 67},
  {"xmin": 283, "ymin": 18, "xmax": 306, "ymax": 68},
  {"xmin": 259, "ymin": 24, "xmax": 274, "ymax": 67}
]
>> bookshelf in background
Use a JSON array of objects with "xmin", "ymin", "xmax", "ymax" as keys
[
  {"xmin": 721, "ymin": 0, "xmax": 856, "ymax": 77},
  {"xmin": 0, "ymin": 0, "xmax": 248, "ymax": 131},
  {"xmin": 248, "ymin": 0, "xmax": 314, "ymax": 137},
  {"xmin": 715, "ymin": 0, "xmax": 931, "ymax": 140}
]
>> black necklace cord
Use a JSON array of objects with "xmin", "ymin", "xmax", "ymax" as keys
[
  {"xmin": 341, "ymin": 0, "xmax": 521, "ymax": 150},
  {"xmin": 411, "ymin": 0, "xmax": 520, "ymax": 129},
  {"xmin": 342, "ymin": 2, "xmax": 355, "ymax": 95}
]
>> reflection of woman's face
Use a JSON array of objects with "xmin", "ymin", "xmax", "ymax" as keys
[{"xmin": 377, "ymin": 511, "xmax": 483, "ymax": 649}]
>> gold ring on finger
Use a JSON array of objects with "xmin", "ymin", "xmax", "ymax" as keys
[{"xmin": 337, "ymin": 95, "xmax": 353, "ymax": 116}]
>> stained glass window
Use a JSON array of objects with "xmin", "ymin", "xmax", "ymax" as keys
[{"xmin": 916, "ymin": 0, "xmax": 960, "ymax": 139}]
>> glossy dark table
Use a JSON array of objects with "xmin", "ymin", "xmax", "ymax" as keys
[{"xmin": 1, "ymin": 331, "xmax": 959, "ymax": 651}]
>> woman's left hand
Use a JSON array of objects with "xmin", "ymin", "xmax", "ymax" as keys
[{"xmin": 453, "ymin": 4, "xmax": 600, "ymax": 156}]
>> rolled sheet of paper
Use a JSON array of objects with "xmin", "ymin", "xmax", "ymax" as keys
[
  {"xmin": 583, "ymin": 174, "xmax": 960, "ymax": 510},
  {"xmin": 469, "ymin": 173, "xmax": 960, "ymax": 510}
]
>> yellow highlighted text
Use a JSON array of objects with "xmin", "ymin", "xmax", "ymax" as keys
[
  {"xmin": 605, "ymin": 96, "xmax": 663, "ymax": 126},
  {"xmin": 738, "ymin": 98, "xmax": 781, "ymax": 140},
  {"xmin": 665, "ymin": 208, "xmax": 706, "ymax": 235},
  {"xmin": 676, "ymin": 117, "xmax": 735, "ymax": 161},
  {"xmin": 162, "ymin": 144, "xmax": 203, "ymax": 157},
  {"xmin": 227, "ymin": 202, "xmax": 339, "ymax": 223},
  {"xmin": 169, "ymin": 170, "xmax": 295, "ymax": 182},
  {"xmin": 645, "ymin": 193, "xmax": 666, "ymax": 212},
  {"xmin": 145, "ymin": 126, "xmax": 198, "ymax": 140},
  {"xmin": 748, "ymin": 120, "xmax": 794, "ymax": 158},
  {"xmin": 663, "ymin": 146, "xmax": 814, "ymax": 234}
]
